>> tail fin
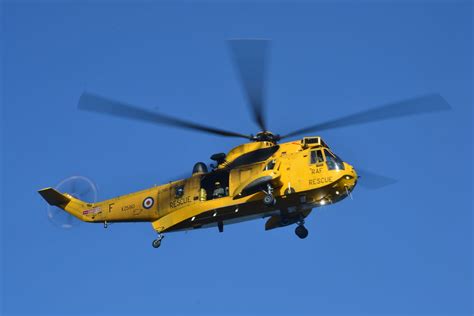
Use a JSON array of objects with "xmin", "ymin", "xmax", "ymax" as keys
[
  {"xmin": 38, "ymin": 188, "xmax": 71, "ymax": 207},
  {"xmin": 38, "ymin": 187, "xmax": 100, "ymax": 222}
]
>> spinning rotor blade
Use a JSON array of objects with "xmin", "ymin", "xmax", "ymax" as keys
[
  {"xmin": 357, "ymin": 169, "xmax": 397, "ymax": 190},
  {"xmin": 282, "ymin": 94, "xmax": 451, "ymax": 139},
  {"xmin": 46, "ymin": 175, "xmax": 98, "ymax": 229},
  {"xmin": 78, "ymin": 92, "xmax": 252, "ymax": 139},
  {"xmin": 229, "ymin": 39, "xmax": 270, "ymax": 132}
]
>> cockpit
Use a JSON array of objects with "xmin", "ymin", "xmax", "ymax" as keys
[
  {"xmin": 301, "ymin": 136, "xmax": 345, "ymax": 171},
  {"xmin": 310, "ymin": 148, "xmax": 345, "ymax": 171}
]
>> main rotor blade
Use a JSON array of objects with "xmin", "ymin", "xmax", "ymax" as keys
[
  {"xmin": 78, "ymin": 92, "xmax": 252, "ymax": 139},
  {"xmin": 228, "ymin": 39, "xmax": 269, "ymax": 132},
  {"xmin": 357, "ymin": 168, "xmax": 397, "ymax": 190},
  {"xmin": 281, "ymin": 94, "xmax": 451, "ymax": 138}
]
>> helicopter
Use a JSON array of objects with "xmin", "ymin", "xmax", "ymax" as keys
[{"xmin": 38, "ymin": 39, "xmax": 451, "ymax": 248}]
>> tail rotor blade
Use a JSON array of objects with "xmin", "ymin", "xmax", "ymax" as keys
[{"xmin": 46, "ymin": 175, "xmax": 99, "ymax": 229}]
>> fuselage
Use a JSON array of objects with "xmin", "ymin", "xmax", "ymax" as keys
[{"xmin": 54, "ymin": 136, "xmax": 357, "ymax": 234}]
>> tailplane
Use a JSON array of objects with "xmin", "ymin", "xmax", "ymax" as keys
[{"xmin": 38, "ymin": 188, "xmax": 71, "ymax": 207}]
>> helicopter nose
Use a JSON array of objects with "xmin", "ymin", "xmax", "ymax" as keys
[
  {"xmin": 351, "ymin": 166, "xmax": 358, "ymax": 181},
  {"xmin": 342, "ymin": 163, "xmax": 358, "ymax": 189},
  {"xmin": 343, "ymin": 162, "xmax": 356, "ymax": 175}
]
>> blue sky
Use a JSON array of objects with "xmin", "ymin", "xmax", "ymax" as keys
[{"xmin": 1, "ymin": 1, "xmax": 472, "ymax": 315}]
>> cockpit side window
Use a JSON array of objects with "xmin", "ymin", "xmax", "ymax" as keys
[{"xmin": 310, "ymin": 149, "xmax": 324, "ymax": 164}]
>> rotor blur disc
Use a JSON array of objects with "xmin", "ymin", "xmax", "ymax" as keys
[{"xmin": 47, "ymin": 175, "xmax": 98, "ymax": 229}]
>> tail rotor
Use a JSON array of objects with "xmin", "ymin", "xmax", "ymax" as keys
[{"xmin": 46, "ymin": 175, "xmax": 98, "ymax": 229}]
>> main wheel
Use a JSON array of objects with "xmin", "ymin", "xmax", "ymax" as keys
[
  {"xmin": 152, "ymin": 239, "xmax": 162, "ymax": 248},
  {"xmin": 263, "ymin": 194, "xmax": 275, "ymax": 206},
  {"xmin": 295, "ymin": 225, "xmax": 309, "ymax": 239}
]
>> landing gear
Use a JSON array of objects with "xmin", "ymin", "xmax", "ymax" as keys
[
  {"xmin": 152, "ymin": 239, "xmax": 161, "ymax": 248},
  {"xmin": 263, "ymin": 194, "xmax": 276, "ymax": 206},
  {"xmin": 295, "ymin": 224, "xmax": 308, "ymax": 239},
  {"xmin": 152, "ymin": 233, "xmax": 164, "ymax": 248},
  {"xmin": 263, "ymin": 184, "xmax": 276, "ymax": 207}
]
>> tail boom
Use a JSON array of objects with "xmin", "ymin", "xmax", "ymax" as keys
[{"xmin": 38, "ymin": 188, "xmax": 102, "ymax": 222}]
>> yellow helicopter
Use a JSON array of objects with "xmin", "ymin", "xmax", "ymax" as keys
[{"xmin": 38, "ymin": 40, "xmax": 450, "ymax": 248}]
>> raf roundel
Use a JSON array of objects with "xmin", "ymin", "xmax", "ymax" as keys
[{"xmin": 142, "ymin": 197, "xmax": 154, "ymax": 209}]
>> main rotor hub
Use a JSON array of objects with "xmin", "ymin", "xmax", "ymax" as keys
[{"xmin": 252, "ymin": 131, "xmax": 281, "ymax": 143}]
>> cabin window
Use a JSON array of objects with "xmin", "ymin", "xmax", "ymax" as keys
[
  {"xmin": 310, "ymin": 150, "xmax": 324, "ymax": 164},
  {"xmin": 175, "ymin": 185, "xmax": 185, "ymax": 198},
  {"xmin": 324, "ymin": 149, "xmax": 345, "ymax": 171}
]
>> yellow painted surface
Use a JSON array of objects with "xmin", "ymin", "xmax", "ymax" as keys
[{"xmin": 39, "ymin": 136, "xmax": 357, "ymax": 233}]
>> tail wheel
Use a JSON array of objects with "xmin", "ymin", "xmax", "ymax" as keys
[
  {"xmin": 152, "ymin": 233, "xmax": 164, "ymax": 249},
  {"xmin": 46, "ymin": 175, "xmax": 98, "ymax": 229},
  {"xmin": 152, "ymin": 239, "xmax": 162, "ymax": 248}
]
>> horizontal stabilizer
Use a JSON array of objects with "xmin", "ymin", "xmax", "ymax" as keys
[{"xmin": 38, "ymin": 188, "xmax": 71, "ymax": 206}]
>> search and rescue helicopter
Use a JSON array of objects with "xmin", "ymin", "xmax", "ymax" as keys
[{"xmin": 38, "ymin": 40, "xmax": 450, "ymax": 248}]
